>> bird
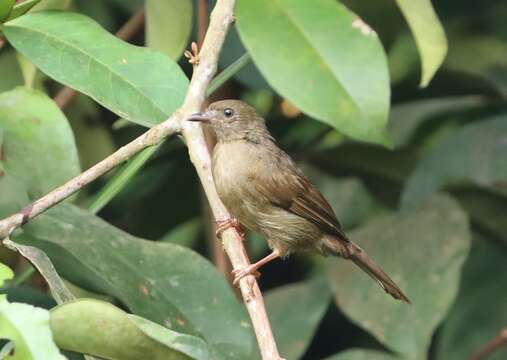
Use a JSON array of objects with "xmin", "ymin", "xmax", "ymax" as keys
[{"xmin": 188, "ymin": 100, "xmax": 409, "ymax": 302}]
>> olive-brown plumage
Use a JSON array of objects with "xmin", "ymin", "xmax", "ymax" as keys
[{"xmin": 189, "ymin": 100, "xmax": 409, "ymax": 302}]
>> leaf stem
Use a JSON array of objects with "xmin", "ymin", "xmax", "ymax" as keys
[
  {"xmin": 207, "ymin": 53, "xmax": 250, "ymax": 96},
  {"xmin": 87, "ymin": 144, "xmax": 161, "ymax": 214},
  {"xmin": 12, "ymin": 265, "xmax": 35, "ymax": 286}
]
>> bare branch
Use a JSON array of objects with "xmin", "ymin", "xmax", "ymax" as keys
[{"xmin": 469, "ymin": 328, "xmax": 507, "ymax": 360}]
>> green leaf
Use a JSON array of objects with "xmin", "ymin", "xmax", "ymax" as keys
[
  {"xmin": 455, "ymin": 188, "xmax": 507, "ymax": 246},
  {"xmin": 328, "ymin": 195, "xmax": 470, "ymax": 358},
  {"xmin": 64, "ymin": 94, "xmax": 116, "ymax": 171},
  {"xmin": 436, "ymin": 237, "xmax": 507, "ymax": 360},
  {"xmin": 159, "ymin": 218, "xmax": 202, "ymax": 248},
  {"xmin": 2, "ymin": 238, "xmax": 74, "ymax": 304},
  {"xmin": 50, "ymin": 298, "xmax": 210, "ymax": 360},
  {"xmin": 0, "ymin": 300, "xmax": 65, "ymax": 360},
  {"xmin": 4, "ymin": 11, "xmax": 188, "ymax": 127},
  {"xmin": 394, "ymin": 0, "xmax": 448, "ymax": 87},
  {"xmin": 401, "ymin": 116, "xmax": 507, "ymax": 208},
  {"xmin": 266, "ymin": 277, "xmax": 331, "ymax": 360},
  {"xmin": 445, "ymin": 36, "xmax": 507, "ymax": 95},
  {"xmin": 0, "ymin": 87, "xmax": 80, "ymax": 199},
  {"xmin": 236, "ymin": 0, "xmax": 391, "ymax": 144},
  {"xmin": 146, "ymin": 0, "xmax": 192, "ymax": 60},
  {"xmin": 15, "ymin": 203, "xmax": 254, "ymax": 359},
  {"xmin": 5, "ymin": 0, "xmax": 40, "ymax": 21},
  {"xmin": 0, "ymin": 0, "xmax": 14, "ymax": 23},
  {"xmin": 0, "ymin": 262, "xmax": 13, "ymax": 288},
  {"xmin": 324, "ymin": 349, "xmax": 397, "ymax": 360},
  {"xmin": 0, "ymin": 50, "xmax": 24, "ymax": 93},
  {"xmin": 388, "ymin": 96, "xmax": 485, "ymax": 148}
]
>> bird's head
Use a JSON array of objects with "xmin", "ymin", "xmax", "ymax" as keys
[{"xmin": 188, "ymin": 100, "xmax": 270, "ymax": 143}]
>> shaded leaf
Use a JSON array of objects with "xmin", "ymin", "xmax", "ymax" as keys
[
  {"xmin": 0, "ymin": 87, "xmax": 80, "ymax": 199},
  {"xmin": 2, "ymin": 238, "xmax": 73, "ymax": 304},
  {"xmin": 394, "ymin": 0, "xmax": 448, "ymax": 87},
  {"xmin": 329, "ymin": 195, "xmax": 470, "ymax": 357},
  {"xmin": 0, "ymin": 0, "xmax": 14, "ymax": 23},
  {"xmin": 389, "ymin": 96, "xmax": 485, "ymax": 148},
  {"xmin": 15, "ymin": 203, "xmax": 254, "ymax": 359},
  {"xmin": 50, "ymin": 298, "xmax": 210, "ymax": 360},
  {"xmin": 159, "ymin": 218, "xmax": 202, "ymax": 248},
  {"xmin": 5, "ymin": 0, "xmax": 40, "ymax": 21},
  {"xmin": 401, "ymin": 115, "xmax": 507, "ymax": 208},
  {"xmin": 0, "ymin": 50, "xmax": 24, "ymax": 92},
  {"xmin": 445, "ymin": 36, "xmax": 507, "ymax": 95},
  {"xmin": 236, "ymin": 0, "xmax": 390, "ymax": 144},
  {"xmin": 324, "ymin": 349, "xmax": 397, "ymax": 360},
  {"xmin": 436, "ymin": 237, "xmax": 507, "ymax": 360},
  {"xmin": 146, "ymin": 0, "xmax": 192, "ymax": 60},
  {"xmin": 265, "ymin": 277, "xmax": 331, "ymax": 360},
  {"xmin": 0, "ymin": 300, "xmax": 65, "ymax": 360},
  {"xmin": 4, "ymin": 11, "xmax": 188, "ymax": 127}
]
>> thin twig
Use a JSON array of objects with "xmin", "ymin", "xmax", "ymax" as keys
[
  {"xmin": 469, "ymin": 328, "xmax": 507, "ymax": 360},
  {"xmin": 0, "ymin": 0, "xmax": 281, "ymax": 357},
  {"xmin": 54, "ymin": 8, "xmax": 146, "ymax": 109}
]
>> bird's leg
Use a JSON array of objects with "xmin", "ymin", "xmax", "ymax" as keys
[
  {"xmin": 232, "ymin": 250, "xmax": 280, "ymax": 286},
  {"xmin": 215, "ymin": 217, "xmax": 245, "ymax": 239}
]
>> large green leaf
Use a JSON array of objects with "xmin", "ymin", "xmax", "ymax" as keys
[
  {"xmin": 0, "ymin": 300, "xmax": 65, "ymax": 360},
  {"xmin": 265, "ymin": 277, "xmax": 331, "ymax": 360},
  {"xmin": 328, "ymin": 195, "xmax": 470, "ymax": 358},
  {"xmin": 4, "ymin": 11, "xmax": 188, "ymax": 127},
  {"xmin": 436, "ymin": 237, "xmax": 507, "ymax": 360},
  {"xmin": 0, "ymin": 87, "xmax": 80, "ymax": 200},
  {"xmin": 401, "ymin": 115, "xmax": 507, "ymax": 208},
  {"xmin": 14, "ymin": 203, "xmax": 254, "ymax": 359},
  {"xmin": 50, "ymin": 298, "xmax": 210, "ymax": 360},
  {"xmin": 394, "ymin": 0, "xmax": 448, "ymax": 87},
  {"xmin": 146, "ymin": 0, "xmax": 192, "ymax": 60},
  {"xmin": 236, "ymin": 0, "xmax": 390, "ymax": 144}
]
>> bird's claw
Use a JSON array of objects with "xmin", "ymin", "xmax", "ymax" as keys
[
  {"xmin": 184, "ymin": 42, "xmax": 199, "ymax": 66},
  {"xmin": 232, "ymin": 265, "xmax": 261, "ymax": 286},
  {"xmin": 215, "ymin": 218, "xmax": 245, "ymax": 239}
]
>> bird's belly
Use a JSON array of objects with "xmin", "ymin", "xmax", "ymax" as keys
[{"xmin": 212, "ymin": 142, "xmax": 267, "ymax": 231}]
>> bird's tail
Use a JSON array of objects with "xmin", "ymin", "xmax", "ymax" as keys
[{"xmin": 325, "ymin": 237, "xmax": 410, "ymax": 303}]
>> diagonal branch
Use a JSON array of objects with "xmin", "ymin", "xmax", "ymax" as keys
[
  {"xmin": 0, "ymin": 0, "xmax": 281, "ymax": 358},
  {"xmin": 469, "ymin": 328, "xmax": 507, "ymax": 360}
]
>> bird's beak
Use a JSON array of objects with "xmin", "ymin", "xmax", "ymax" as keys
[{"xmin": 187, "ymin": 111, "xmax": 212, "ymax": 123}]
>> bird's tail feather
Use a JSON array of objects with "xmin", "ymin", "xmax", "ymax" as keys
[{"xmin": 326, "ymin": 237, "xmax": 410, "ymax": 303}]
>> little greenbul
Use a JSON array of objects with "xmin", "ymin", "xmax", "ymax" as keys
[{"xmin": 189, "ymin": 100, "xmax": 409, "ymax": 302}]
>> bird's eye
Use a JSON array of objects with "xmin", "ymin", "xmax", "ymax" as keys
[{"xmin": 223, "ymin": 108, "xmax": 234, "ymax": 118}]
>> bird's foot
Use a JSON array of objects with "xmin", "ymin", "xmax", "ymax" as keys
[
  {"xmin": 232, "ymin": 265, "xmax": 261, "ymax": 286},
  {"xmin": 215, "ymin": 217, "xmax": 245, "ymax": 239},
  {"xmin": 184, "ymin": 42, "xmax": 199, "ymax": 66}
]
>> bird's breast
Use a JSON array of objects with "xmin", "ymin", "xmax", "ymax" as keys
[{"xmin": 212, "ymin": 141, "xmax": 269, "ymax": 230}]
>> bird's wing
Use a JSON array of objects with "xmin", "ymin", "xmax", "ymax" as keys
[{"xmin": 254, "ymin": 147, "xmax": 347, "ymax": 239}]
